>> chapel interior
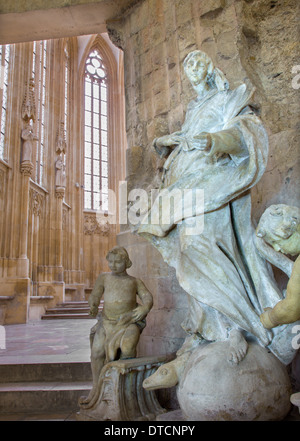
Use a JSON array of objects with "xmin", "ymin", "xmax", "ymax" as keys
[{"xmin": 0, "ymin": 0, "xmax": 299, "ymax": 421}]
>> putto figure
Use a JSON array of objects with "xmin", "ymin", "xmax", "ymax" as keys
[
  {"xmin": 255, "ymin": 204, "xmax": 300, "ymax": 328},
  {"xmin": 81, "ymin": 246, "xmax": 153, "ymax": 406}
]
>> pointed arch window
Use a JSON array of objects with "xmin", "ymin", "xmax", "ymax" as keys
[
  {"xmin": 84, "ymin": 48, "xmax": 108, "ymax": 211},
  {"xmin": 0, "ymin": 44, "xmax": 11, "ymax": 160},
  {"xmin": 32, "ymin": 40, "xmax": 47, "ymax": 185}
]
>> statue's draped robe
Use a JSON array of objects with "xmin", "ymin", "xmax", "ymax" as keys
[{"xmin": 139, "ymin": 85, "xmax": 284, "ymax": 349}]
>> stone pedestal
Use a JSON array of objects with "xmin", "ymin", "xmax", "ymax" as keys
[{"xmin": 76, "ymin": 355, "xmax": 170, "ymax": 421}]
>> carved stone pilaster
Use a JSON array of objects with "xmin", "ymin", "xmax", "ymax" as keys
[
  {"xmin": 0, "ymin": 170, "xmax": 4, "ymax": 197},
  {"xmin": 55, "ymin": 187, "xmax": 65, "ymax": 199},
  {"xmin": 21, "ymin": 78, "xmax": 36, "ymax": 123},
  {"xmin": 29, "ymin": 188, "xmax": 44, "ymax": 216},
  {"xmin": 56, "ymin": 121, "xmax": 67, "ymax": 155},
  {"xmin": 77, "ymin": 355, "xmax": 170, "ymax": 421},
  {"xmin": 20, "ymin": 160, "xmax": 34, "ymax": 177}
]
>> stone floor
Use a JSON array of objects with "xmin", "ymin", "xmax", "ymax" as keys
[
  {"xmin": 0, "ymin": 318, "xmax": 94, "ymax": 365},
  {"xmin": 0, "ymin": 319, "xmax": 95, "ymax": 421}
]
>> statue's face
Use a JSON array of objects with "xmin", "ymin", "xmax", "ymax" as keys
[
  {"xmin": 258, "ymin": 205, "xmax": 300, "ymax": 256},
  {"xmin": 184, "ymin": 54, "xmax": 211, "ymax": 86},
  {"xmin": 107, "ymin": 252, "xmax": 127, "ymax": 274}
]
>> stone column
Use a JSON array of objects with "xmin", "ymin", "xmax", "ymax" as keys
[
  {"xmin": 19, "ymin": 162, "xmax": 33, "ymax": 265},
  {"xmin": 55, "ymin": 186, "xmax": 65, "ymax": 282}
]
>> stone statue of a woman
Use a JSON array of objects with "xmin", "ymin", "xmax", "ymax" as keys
[{"xmin": 139, "ymin": 51, "xmax": 298, "ymax": 390}]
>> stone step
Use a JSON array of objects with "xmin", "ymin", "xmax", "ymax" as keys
[
  {"xmin": 41, "ymin": 300, "xmax": 103, "ymax": 320},
  {"xmin": 0, "ymin": 362, "xmax": 92, "ymax": 383},
  {"xmin": 44, "ymin": 307, "xmax": 91, "ymax": 314},
  {"xmin": 41, "ymin": 313, "xmax": 93, "ymax": 320},
  {"xmin": 57, "ymin": 301, "xmax": 90, "ymax": 307},
  {"xmin": 0, "ymin": 381, "xmax": 92, "ymax": 413}
]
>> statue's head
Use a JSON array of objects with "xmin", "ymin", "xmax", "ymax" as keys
[
  {"xmin": 256, "ymin": 204, "xmax": 300, "ymax": 256},
  {"xmin": 106, "ymin": 246, "xmax": 132, "ymax": 272},
  {"xmin": 183, "ymin": 50, "xmax": 229, "ymax": 92}
]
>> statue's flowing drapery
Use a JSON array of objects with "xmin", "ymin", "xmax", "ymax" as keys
[{"xmin": 139, "ymin": 84, "xmax": 288, "ymax": 354}]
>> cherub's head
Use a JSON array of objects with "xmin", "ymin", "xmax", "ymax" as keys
[
  {"xmin": 106, "ymin": 246, "xmax": 132, "ymax": 274},
  {"xmin": 256, "ymin": 204, "xmax": 300, "ymax": 256}
]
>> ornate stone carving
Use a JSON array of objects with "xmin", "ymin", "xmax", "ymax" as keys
[
  {"xmin": 55, "ymin": 187, "xmax": 65, "ymax": 199},
  {"xmin": 77, "ymin": 356, "xmax": 169, "ymax": 421},
  {"xmin": 29, "ymin": 188, "xmax": 44, "ymax": 216},
  {"xmin": 84, "ymin": 213, "xmax": 110, "ymax": 236},
  {"xmin": 21, "ymin": 78, "xmax": 36, "ymax": 123},
  {"xmin": 20, "ymin": 161, "xmax": 34, "ymax": 177},
  {"xmin": 56, "ymin": 121, "xmax": 67, "ymax": 155}
]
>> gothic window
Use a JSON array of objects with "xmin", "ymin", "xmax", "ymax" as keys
[
  {"xmin": 32, "ymin": 40, "xmax": 47, "ymax": 185},
  {"xmin": 84, "ymin": 48, "xmax": 109, "ymax": 212},
  {"xmin": 0, "ymin": 44, "xmax": 10, "ymax": 161}
]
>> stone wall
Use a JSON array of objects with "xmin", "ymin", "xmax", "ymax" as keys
[{"xmin": 109, "ymin": 0, "xmax": 300, "ymax": 358}]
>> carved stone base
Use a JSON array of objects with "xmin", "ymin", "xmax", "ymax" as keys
[{"xmin": 76, "ymin": 355, "xmax": 170, "ymax": 421}]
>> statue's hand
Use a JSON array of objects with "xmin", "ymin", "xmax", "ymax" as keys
[
  {"xmin": 131, "ymin": 305, "xmax": 149, "ymax": 322},
  {"xmin": 153, "ymin": 133, "xmax": 183, "ymax": 158},
  {"xmin": 193, "ymin": 133, "xmax": 212, "ymax": 152},
  {"xmin": 89, "ymin": 305, "xmax": 98, "ymax": 317}
]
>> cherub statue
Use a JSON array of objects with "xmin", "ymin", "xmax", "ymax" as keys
[
  {"xmin": 81, "ymin": 246, "xmax": 153, "ymax": 406},
  {"xmin": 255, "ymin": 204, "xmax": 300, "ymax": 328}
]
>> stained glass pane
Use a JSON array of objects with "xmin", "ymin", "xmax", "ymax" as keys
[
  {"xmin": 93, "ymin": 128, "xmax": 99, "ymax": 144},
  {"xmin": 84, "ymin": 174, "xmax": 91, "ymax": 191},
  {"xmin": 85, "ymin": 142, "xmax": 91, "ymax": 158},
  {"xmin": 93, "ymin": 160, "xmax": 100, "ymax": 176},
  {"xmin": 101, "ymin": 85, "xmax": 107, "ymax": 100},
  {"xmin": 102, "ymin": 177, "xmax": 108, "ymax": 191},
  {"xmin": 85, "ymin": 79, "xmax": 92, "ymax": 96},
  {"xmin": 85, "ymin": 126, "xmax": 91, "ymax": 141},
  {"xmin": 101, "ymin": 101, "xmax": 107, "ymax": 116},
  {"xmin": 85, "ymin": 96, "xmax": 91, "ymax": 111},
  {"xmin": 85, "ymin": 111, "xmax": 92, "ymax": 126},
  {"xmin": 102, "ymin": 146, "xmax": 108, "ymax": 162},
  {"xmin": 93, "ymin": 176, "xmax": 100, "ymax": 192},
  {"xmin": 85, "ymin": 158, "xmax": 91, "ymax": 174},
  {"xmin": 93, "ymin": 112, "xmax": 99, "ymax": 128},
  {"xmin": 102, "ymin": 161, "xmax": 108, "ymax": 177},
  {"xmin": 93, "ymin": 145, "xmax": 100, "ymax": 160},
  {"xmin": 101, "ymin": 130, "xmax": 107, "ymax": 146},
  {"xmin": 85, "ymin": 191, "xmax": 92, "ymax": 210},
  {"xmin": 101, "ymin": 115, "xmax": 107, "ymax": 130},
  {"xmin": 93, "ymin": 82, "xmax": 100, "ymax": 98}
]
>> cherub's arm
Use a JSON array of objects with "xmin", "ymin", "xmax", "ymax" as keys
[
  {"xmin": 132, "ymin": 279, "xmax": 153, "ymax": 322},
  {"xmin": 88, "ymin": 273, "xmax": 105, "ymax": 317}
]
